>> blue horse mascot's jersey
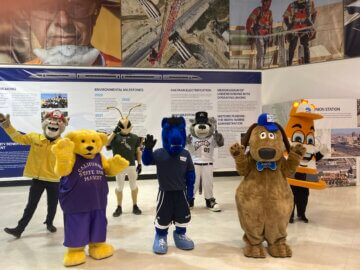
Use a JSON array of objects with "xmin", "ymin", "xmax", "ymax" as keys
[{"xmin": 142, "ymin": 116, "xmax": 195, "ymax": 199}]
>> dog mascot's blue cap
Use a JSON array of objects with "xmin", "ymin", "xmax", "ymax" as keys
[{"xmin": 257, "ymin": 113, "xmax": 278, "ymax": 132}]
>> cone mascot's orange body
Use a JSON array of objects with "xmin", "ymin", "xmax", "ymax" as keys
[{"xmin": 284, "ymin": 100, "xmax": 327, "ymax": 223}]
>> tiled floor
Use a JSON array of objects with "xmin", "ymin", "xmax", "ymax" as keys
[{"xmin": 0, "ymin": 177, "xmax": 359, "ymax": 270}]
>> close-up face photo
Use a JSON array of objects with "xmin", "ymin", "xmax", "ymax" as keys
[
  {"xmin": 28, "ymin": 0, "xmax": 99, "ymax": 49},
  {"xmin": 0, "ymin": 0, "xmax": 121, "ymax": 65}
]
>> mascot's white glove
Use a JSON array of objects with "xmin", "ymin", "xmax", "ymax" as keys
[{"xmin": 0, "ymin": 113, "xmax": 10, "ymax": 129}]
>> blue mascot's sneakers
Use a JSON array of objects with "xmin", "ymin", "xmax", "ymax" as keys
[
  {"xmin": 173, "ymin": 231, "xmax": 194, "ymax": 250},
  {"xmin": 153, "ymin": 233, "xmax": 168, "ymax": 254}
]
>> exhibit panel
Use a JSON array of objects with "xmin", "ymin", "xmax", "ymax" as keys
[
  {"xmin": 0, "ymin": 67, "xmax": 261, "ymax": 180},
  {"xmin": 264, "ymin": 98, "xmax": 360, "ymax": 187}
]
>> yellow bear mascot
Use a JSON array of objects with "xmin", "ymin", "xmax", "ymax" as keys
[{"xmin": 51, "ymin": 130, "xmax": 129, "ymax": 267}]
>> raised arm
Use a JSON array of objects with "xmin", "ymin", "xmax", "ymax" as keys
[
  {"xmin": 0, "ymin": 113, "xmax": 33, "ymax": 145},
  {"xmin": 229, "ymin": 142, "xmax": 250, "ymax": 176},
  {"xmin": 106, "ymin": 132, "xmax": 116, "ymax": 150},
  {"xmin": 102, "ymin": 154, "xmax": 129, "ymax": 177},
  {"xmin": 51, "ymin": 138, "xmax": 76, "ymax": 177},
  {"xmin": 106, "ymin": 123, "xmax": 122, "ymax": 150},
  {"xmin": 281, "ymin": 144, "xmax": 306, "ymax": 177},
  {"xmin": 214, "ymin": 130, "xmax": 224, "ymax": 147},
  {"xmin": 142, "ymin": 134, "xmax": 157, "ymax": 166}
]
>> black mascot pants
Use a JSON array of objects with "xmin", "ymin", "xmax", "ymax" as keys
[
  {"xmin": 290, "ymin": 185, "xmax": 309, "ymax": 218},
  {"xmin": 17, "ymin": 179, "xmax": 59, "ymax": 232},
  {"xmin": 155, "ymin": 190, "xmax": 191, "ymax": 229}
]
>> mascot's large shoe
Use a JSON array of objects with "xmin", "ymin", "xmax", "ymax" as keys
[
  {"xmin": 268, "ymin": 243, "xmax": 292, "ymax": 258},
  {"xmin": 173, "ymin": 231, "xmax": 194, "ymax": 250},
  {"xmin": 153, "ymin": 234, "xmax": 168, "ymax": 254},
  {"xmin": 88, "ymin": 242, "xmax": 114, "ymax": 260},
  {"xmin": 63, "ymin": 248, "xmax": 86, "ymax": 267},
  {"xmin": 205, "ymin": 198, "xmax": 221, "ymax": 212}
]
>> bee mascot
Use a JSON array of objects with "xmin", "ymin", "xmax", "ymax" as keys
[{"xmin": 106, "ymin": 104, "xmax": 143, "ymax": 217}]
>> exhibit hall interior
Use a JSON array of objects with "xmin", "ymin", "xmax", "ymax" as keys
[{"xmin": 0, "ymin": 1, "xmax": 359, "ymax": 270}]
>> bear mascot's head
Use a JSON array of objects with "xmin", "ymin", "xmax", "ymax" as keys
[
  {"xmin": 189, "ymin": 111, "xmax": 217, "ymax": 139},
  {"xmin": 65, "ymin": 130, "xmax": 108, "ymax": 159}
]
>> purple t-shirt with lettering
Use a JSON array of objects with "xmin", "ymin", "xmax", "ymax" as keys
[{"xmin": 59, "ymin": 154, "xmax": 108, "ymax": 214}]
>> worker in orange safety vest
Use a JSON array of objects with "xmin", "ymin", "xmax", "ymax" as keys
[
  {"xmin": 283, "ymin": 0, "xmax": 317, "ymax": 66},
  {"xmin": 246, "ymin": 0, "xmax": 273, "ymax": 69}
]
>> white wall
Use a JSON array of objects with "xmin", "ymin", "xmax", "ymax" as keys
[{"xmin": 262, "ymin": 57, "xmax": 360, "ymax": 105}]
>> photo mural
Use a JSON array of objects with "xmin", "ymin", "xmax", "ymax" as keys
[
  {"xmin": 0, "ymin": 0, "xmax": 121, "ymax": 66},
  {"xmin": 0, "ymin": 0, "xmax": 358, "ymax": 69}
]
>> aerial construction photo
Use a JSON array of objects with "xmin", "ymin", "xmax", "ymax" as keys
[{"xmin": 121, "ymin": 0, "xmax": 229, "ymax": 68}]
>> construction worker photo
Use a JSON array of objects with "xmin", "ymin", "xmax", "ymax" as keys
[
  {"xmin": 283, "ymin": 0, "xmax": 317, "ymax": 66},
  {"xmin": 246, "ymin": 0, "xmax": 273, "ymax": 69}
]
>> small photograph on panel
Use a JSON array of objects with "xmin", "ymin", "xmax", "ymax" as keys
[
  {"xmin": 41, "ymin": 93, "xmax": 68, "ymax": 109},
  {"xmin": 317, "ymin": 157, "xmax": 357, "ymax": 187},
  {"xmin": 331, "ymin": 128, "xmax": 360, "ymax": 157},
  {"xmin": 121, "ymin": 0, "xmax": 230, "ymax": 69}
]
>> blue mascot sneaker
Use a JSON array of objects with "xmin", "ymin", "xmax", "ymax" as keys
[
  {"xmin": 153, "ymin": 233, "xmax": 168, "ymax": 254},
  {"xmin": 173, "ymin": 231, "xmax": 194, "ymax": 250}
]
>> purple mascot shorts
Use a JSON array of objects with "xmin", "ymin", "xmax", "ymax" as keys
[{"xmin": 63, "ymin": 209, "xmax": 107, "ymax": 247}]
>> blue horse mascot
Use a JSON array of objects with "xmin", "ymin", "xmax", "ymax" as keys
[{"xmin": 142, "ymin": 116, "xmax": 195, "ymax": 254}]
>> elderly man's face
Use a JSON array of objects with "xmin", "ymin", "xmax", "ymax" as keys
[{"xmin": 29, "ymin": 0, "xmax": 99, "ymax": 49}]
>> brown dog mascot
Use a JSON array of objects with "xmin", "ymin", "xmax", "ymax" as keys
[{"xmin": 230, "ymin": 113, "xmax": 306, "ymax": 258}]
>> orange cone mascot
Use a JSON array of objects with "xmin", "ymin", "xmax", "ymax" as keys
[{"xmin": 285, "ymin": 99, "xmax": 327, "ymax": 223}]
